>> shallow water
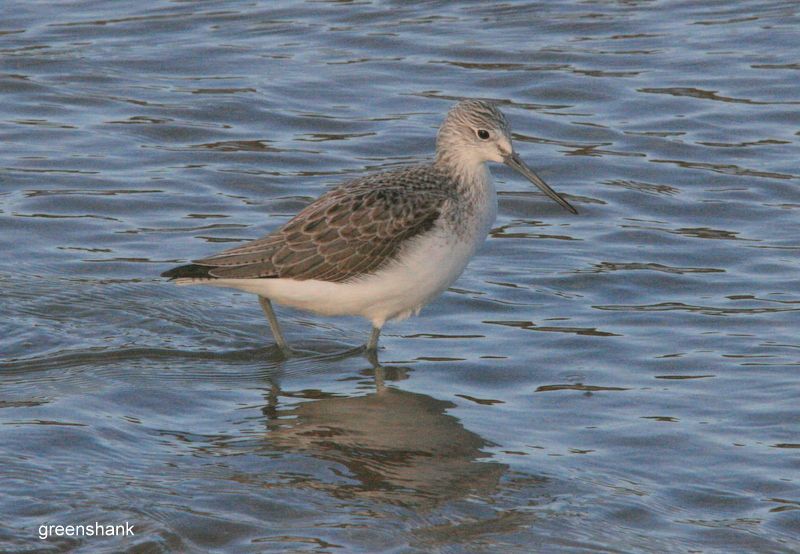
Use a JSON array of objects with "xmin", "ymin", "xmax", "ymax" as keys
[{"xmin": 1, "ymin": 1, "xmax": 799, "ymax": 552}]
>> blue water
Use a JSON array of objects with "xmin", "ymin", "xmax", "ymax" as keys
[{"xmin": 1, "ymin": 1, "xmax": 799, "ymax": 552}]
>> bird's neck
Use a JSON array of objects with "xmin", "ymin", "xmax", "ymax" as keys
[
  {"xmin": 434, "ymin": 150, "xmax": 497, "ymax": 241},
  {"xmin": 434, "ymin": 148, "xmax": 492, "ymax": 195}
]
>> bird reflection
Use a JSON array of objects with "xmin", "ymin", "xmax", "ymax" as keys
[{"xmin": 261, "ymin": 365, "xmax": 507, "ymax": 508}]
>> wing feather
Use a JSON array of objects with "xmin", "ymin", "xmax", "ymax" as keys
[{"xmin": 186, "ymin": 165, "xmax": 453, "ymax": 282}]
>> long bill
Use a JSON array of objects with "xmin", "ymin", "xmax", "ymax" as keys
[{"xmin": 503, "ymin": 152, "xmax": 578, "ymax": 214}]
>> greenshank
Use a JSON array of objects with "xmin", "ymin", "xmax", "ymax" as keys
[{"xmin": 162, "ymin": 100, "xmax": 577, "ymax": 352}]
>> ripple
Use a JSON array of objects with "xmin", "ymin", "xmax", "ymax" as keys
[
  {"xmin": 535, "ymin": 383, "xmax": 629, "ymax": 393},
  {"xmin": 650, "ymin": 159, "xmax": 797, "ymax": 180},
  {"xmin": 593, "ymin": 302, "xmax": 800, "ymax": 316},
  {"xmin": 578, "ymin": 262, "xmax": 725, "ymax": 275},
  {"xmin": 485, "ymin": 320, "xmax": 619, "ymax": 337},
  {"xmin": 603, "ymin": 179, "xmax": 681, "ymax": 196},
  {"xmin": 639, "ymin": 86, "xmax": 800, "ymax": 106},
  {"xmin": 0, "ymin": 346, "xmax": 278, "ymax": 375},
  {"xmin": 23, "ymin": 188, "xmax": 164, "ymax": 197}
]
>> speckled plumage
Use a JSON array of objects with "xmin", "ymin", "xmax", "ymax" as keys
[{"xmin": 179, "ymin": 165, "xmax": 459, "ymax": 282}]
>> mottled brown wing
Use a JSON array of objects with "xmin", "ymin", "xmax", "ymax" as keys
[{"xmin": 194, "ymin": 166, "xmax": 451, "ymax": 282}]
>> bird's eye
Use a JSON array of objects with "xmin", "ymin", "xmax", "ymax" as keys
[{"xmin": 476, "ymin": 129, "xmax": 490, "ymax": 140}]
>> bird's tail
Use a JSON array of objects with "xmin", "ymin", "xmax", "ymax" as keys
[{"xmin": 161, "ymin": 264, "xmax": 215, "ymax": 280}]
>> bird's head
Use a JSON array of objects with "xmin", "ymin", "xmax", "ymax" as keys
[{"xmin": 436, "ymin": 99, "xmax": 577, "ymax": 214}]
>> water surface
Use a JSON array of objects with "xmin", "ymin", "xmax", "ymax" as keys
[{"xmin": 1, "ymin": 1, "xmax": 799, "ymax": 552}]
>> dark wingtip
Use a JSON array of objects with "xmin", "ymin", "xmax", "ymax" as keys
[{"xmin": 161, "ymin": 263, "xmax": 214, "ymax": 280}]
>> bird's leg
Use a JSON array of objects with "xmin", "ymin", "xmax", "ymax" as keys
[
  {"xmin": 258, "ymin": 297, "xmax": 291, "ymax": 354},
  {"xmin": 365, "ymin": 326, "xmax": 382, "ymax": 372},
  {"xmin": 366, "ymin": 326, "xmax": 381, "ymax": 352},
  {"xmin": 373, "ymin": 364, "xmax": 385, "ymax": 392}
]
